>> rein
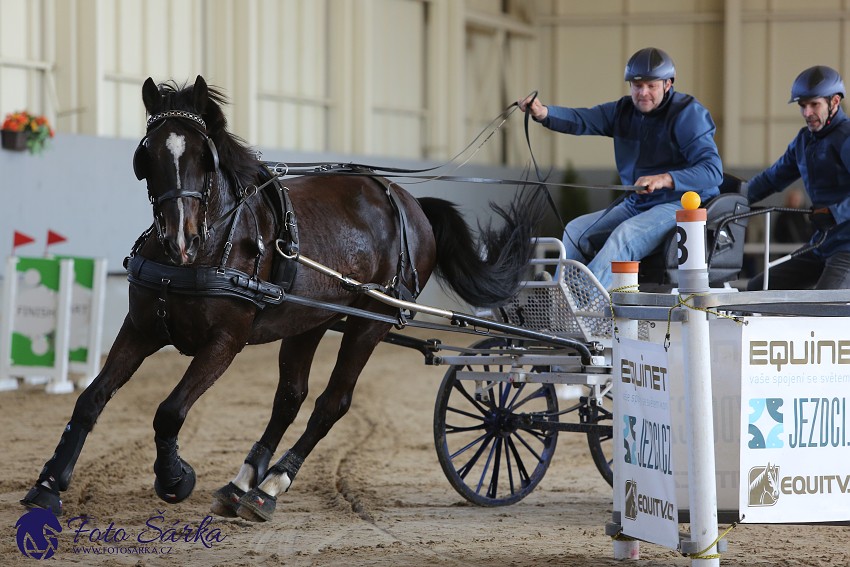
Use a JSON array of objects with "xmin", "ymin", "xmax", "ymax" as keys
[
  {"xmin": 260, "ymin": 92, "xmax": 641, "ymax": 196},
  {"xmin": 263, "ymin": 164, "xmax": 639, "ymax": 192}
]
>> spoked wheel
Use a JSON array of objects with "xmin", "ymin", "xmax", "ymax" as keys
[
  {"xmin": 583, "ymin": 382, "xmax": 614, "ymax": 486},
  {"xmin": 433, "ymin": 337, "xmax": 558, "ymax": 506}
]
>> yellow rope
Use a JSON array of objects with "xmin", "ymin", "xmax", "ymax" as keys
[
  {"xmin": 664, "ymin": 292, "xmax": 746, "ymax": 349},
  {"xmin": 611, "ymin": 520, "xmax": 741, "ymax": 559},
  {"xmin": 608, "ymin": 283, "xmax": 640, "ymax": 340},
  {"xmin": 609, "ymin": 286, "xmax": 747, "ymax": 347},
  {"xmin": 684, "ymin": 520, "xmax": 741, "ymax": 560}
]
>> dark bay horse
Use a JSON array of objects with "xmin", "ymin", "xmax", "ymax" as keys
[{"xmin": 21, "ymin": 75, "xmax": 545, "ymax": 522}]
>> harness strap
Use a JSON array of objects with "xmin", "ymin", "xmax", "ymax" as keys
[
  {"xmin": 264, "ymin": 169, "xmax": 299, "ymax": 256},
  {"xmin": 126, "ymin": 254, "xmax": 284, "ymax": 307},
  {"xmin": 333, "ymin": 167, "xmax": 420, "ymax": 306},
  {"xmin": 156, "ymin": 278, "xmax": 177, "ymax": 348},
  {"xmin": 382, "ymin": 178, "xmax": 420, "ymax": 298},
  {"xmin": 261, "ymin": 164, "xmax": 299, "ymax": 292},
  {"xmin": 219, "ymin": 202, "xmax": 243, "ymax": 271},
  {"xmin": 205, "ymin": 181, "xmax": 258, "ymax": 238}
]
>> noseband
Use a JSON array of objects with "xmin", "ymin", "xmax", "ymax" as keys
[{"xmin": 134, "ymin": 110, "xmax": 220, "ymax": 245}]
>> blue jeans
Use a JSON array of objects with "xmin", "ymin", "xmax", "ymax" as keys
[{"xmin": 562, "ymin": 201, "xmax": 681, "ymax": 288}]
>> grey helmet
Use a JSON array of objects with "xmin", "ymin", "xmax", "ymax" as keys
[
  {"xmin": 624, "ymin": 47, "xmax": 676, "ymax": 83},
  {"xmin": 789, "ymin": 65, "xmax": 845, "ymax": 103}
]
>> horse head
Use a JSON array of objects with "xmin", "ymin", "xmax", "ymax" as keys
[
  {"xmin": 765, "ymin": 462, "xmax": 780, "ymax": 499},
  {"xmin": 133, "ymin": 75, "xmax": 223, "ymax": 265}
]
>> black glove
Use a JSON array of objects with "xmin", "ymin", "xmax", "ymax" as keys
[{"xmin": 811, "ymin": 207, "xmax": 837, "ymax": 231}]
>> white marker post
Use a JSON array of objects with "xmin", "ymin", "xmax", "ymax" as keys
[
  {"xmin": 609, "ymin": 260, "xmax": 640, "ymax": 560},
  {"xmin": 45, "ymin": 258, "xmax": 75, "ymax": 394},
  {"xmin": 676, "ymin": 193, "xmax": 719, "ymax": 566},
  {"xmin": 68, "ymin": 257, "xmax": 108, "ymax": 389}
]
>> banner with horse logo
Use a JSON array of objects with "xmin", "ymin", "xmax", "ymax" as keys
[
  {"xmin": 739, "ymin": 317, "xmax": 850, "ymax": 523},
  {"xmin": 615, "ymin": 337, "xmax": 678, "ymax": 549}
]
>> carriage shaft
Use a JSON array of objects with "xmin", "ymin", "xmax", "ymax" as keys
[{"xmin": 295, "ymin": 253, "xmax": 595, "ymax": 363}]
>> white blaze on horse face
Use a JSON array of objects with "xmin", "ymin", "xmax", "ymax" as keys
[
  {"xmin": 165, "ymin": 132, "xmax": 186, "ymax": 188},
  {"xmin": 176, "ymin": 200, "xmax": 189, "ymax": 261},
  {"xmin": 165, "ymin": 132, "xmax": 190, "ymax": 260}
]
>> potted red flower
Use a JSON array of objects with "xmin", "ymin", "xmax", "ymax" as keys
[{"xmin": 2, "ymin": 110, "xmax": 55, "ymax": 154}]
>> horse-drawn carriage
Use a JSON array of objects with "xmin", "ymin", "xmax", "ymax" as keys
[{"xmin": 20, "ymin": 75, "xmax": 756, "ymax": 522}]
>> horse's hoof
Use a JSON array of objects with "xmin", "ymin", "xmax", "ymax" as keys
[
  {"xmin": 154, "ymin": 459, "xmax": 196, "ymax": 503},
  {"xmin": 236, "ymin": 488, "xmax": 276, "ymax": 522},
  {"xmin": 210, "ymin": 482, "xmax": 244, "ymax": 517},
  {"xmin": 20, "ymin": 485, "xmax": 63, "ymax": 516}
]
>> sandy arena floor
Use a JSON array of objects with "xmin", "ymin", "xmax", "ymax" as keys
[{"xmin": 1, "ymin": 329, "xmax": 848, "ymax": 566}]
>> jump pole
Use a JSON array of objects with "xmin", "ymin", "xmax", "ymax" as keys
[
  {"xmin": 70, "ymin": 257, "xmax": 107, "ymax": 389},
  {"xmin": 609, "ymin": 260, "xmax": 640, "ymax": 560},
  {"xmin": 44, "ymin": 258, "xmax": 74, "ymax": 394},
  {"xmin": 676, "ymin": 192, "xmax": 719, "ymax": 566}
]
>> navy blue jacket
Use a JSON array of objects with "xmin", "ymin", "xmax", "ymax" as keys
[
  {"xmin": 748, "ymin": 107, "xmax": 850, "ymax": 257},
  {"xmin": 541, "ymin": 88, "xmax": 722, "ymax": 212}
]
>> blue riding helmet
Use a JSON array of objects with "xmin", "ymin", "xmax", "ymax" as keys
[
  {"xmin": 789, "ymin": 65, "xmax": 845, "ymax": 103},
  {"xmin": 624, "ymin": 47, "xmax": 676, "ymax": 83}
]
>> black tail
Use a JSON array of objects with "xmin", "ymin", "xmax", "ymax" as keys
[{"xmin": 418, "ymin": 189, "xmax": 546, "ymax": 308}]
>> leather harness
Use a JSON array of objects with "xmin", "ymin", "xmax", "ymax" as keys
[{"xmin": 126, "ymin": 162, "xmax": 419, "ymax": 323}]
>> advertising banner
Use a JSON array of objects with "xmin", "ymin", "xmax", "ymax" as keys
[
  {"xmin": 651, "ymin": 319, "xmax": 743, "ymax": 515},
  {"xmin": 615, "ymin": 337, "xmax": 679, "ymax": 549},
  {"xmin": 739, "ymin": 317, "xmax": 850, "ymax": 523}
]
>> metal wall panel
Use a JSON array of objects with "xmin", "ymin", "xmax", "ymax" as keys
[
  {"xmin": 6, "ymin": 0, "xmax": 850, "ymax": 170},
  {"xmin": 0, "ymin": 0, "xmax": 50, "ymax": 118},
  {"xmin": 372, "ymin": 0, "xmax": 426, "ymax": 158}
]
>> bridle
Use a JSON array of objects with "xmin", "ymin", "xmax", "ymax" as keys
[
  {"xmin": 133, "ymin": 110, "xmax": 220, "ymax": 245},
  {"xmin": 130, "ymin": 108, "xmax": 295, "ymax": 287}
]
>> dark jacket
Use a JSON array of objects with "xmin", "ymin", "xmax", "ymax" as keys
[
  {"xmin": 748, "ymin": 107, "xmax": 850, "ymax": 257},
  {"xmin": 541, "ymin": 88, "xmax": 722, "ymax": 213}
]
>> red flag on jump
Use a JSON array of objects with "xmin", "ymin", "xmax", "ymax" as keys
[
  {"xmin": 46, "ymin": 230, "xmax": 67, "ymax": 246},
  {"xmin": 13, "ymin": 231, "xmax": 35, "ymax": 248}
]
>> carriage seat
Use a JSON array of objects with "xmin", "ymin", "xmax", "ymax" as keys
[{"xmin": 638, "ymin": 173, "xmax": 750, "ymax": 291}]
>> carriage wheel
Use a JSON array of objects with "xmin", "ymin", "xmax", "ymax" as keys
[
  {"xmin": 433, "ymin": 337, "xmax": 558, "ymax": 507},
  {"xmin": 584, "ymin": 384, "xmax": 614, "ymax": 486}
]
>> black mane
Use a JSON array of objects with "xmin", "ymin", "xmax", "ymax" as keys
[{"xmin": 156, "ymin": 80, "xmax": 262, "ymax": 187}]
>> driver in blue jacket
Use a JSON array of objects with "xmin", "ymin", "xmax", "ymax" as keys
[
  {"xmin": 519, "ymin": 47, "xmax": 722, "ymax": 289},
  {"xmin": 746, "ymin": 65, "xmax": 850, "ymax": 290}
]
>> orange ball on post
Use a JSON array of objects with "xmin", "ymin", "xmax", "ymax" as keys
[{"xmin": 681, "ymin": 191, "xmax": 701, "ymax": 210}]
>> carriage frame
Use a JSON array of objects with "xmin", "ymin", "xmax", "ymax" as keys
[{"xmin": 294, "ymin": 235, "xmax": 646, "ymax": 506}]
